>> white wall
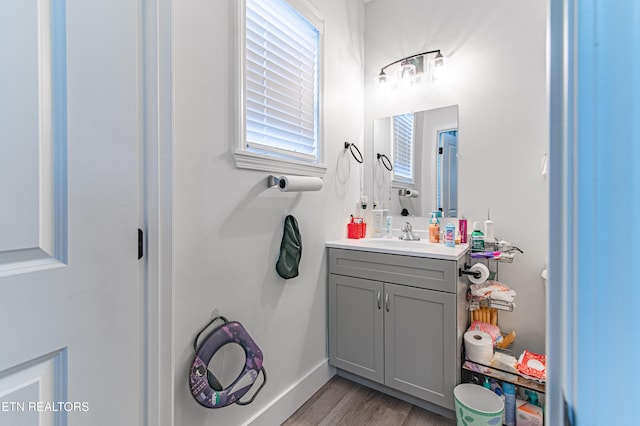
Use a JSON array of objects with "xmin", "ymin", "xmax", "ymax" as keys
[
  {"xmin": 173, "ymin": 0, "xmax": 364, "ymax": 424},
  {"xmin": 364, "ymin": 0, "xmax": 548, "ymax": 354}
]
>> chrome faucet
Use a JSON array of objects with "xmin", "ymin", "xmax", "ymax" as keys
[{"xmin": 399, "ymin": 222, "xmax": 420, "ymax": 241}]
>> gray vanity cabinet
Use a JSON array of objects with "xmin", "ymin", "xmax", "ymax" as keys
[
  {"xmin": 384, "ymin": 283, "xmax": 456, "ymax": 409},
  {"xmin": 328, "ymin": 248, "xmax": 463, "ymax": 412},
  {"xmin": 328, "ymin": 274, "xmax": 384, "ymax": 383}
]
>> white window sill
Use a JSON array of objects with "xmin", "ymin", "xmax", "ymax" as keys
[
  {"xmin": 232, "ymin": 150, "xmax": 327, "ymax": 177},
  {"xmin": 392, "ymin": 181, "xmax": 416, "ymax": 189}
]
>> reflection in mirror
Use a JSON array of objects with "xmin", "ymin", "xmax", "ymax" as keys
[
  {"xmin": 437, "ymin": 129, "xmax": 458, "ymax": 217},
  {"xmin": 373, "ymin": 105, "xmax": 458, "ymax": 218}
]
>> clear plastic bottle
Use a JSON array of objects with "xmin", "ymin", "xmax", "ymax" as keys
[
  {"xmin": 384, "ymin": 215, "xmax": 393, "ymax": 238},
  {"xmin": 502, "ymin": 382, "xmax": 516, "ymax": 426},
  {"xmin": 429, "ymin": 217, "xmax": 440, "ymax": 243}
]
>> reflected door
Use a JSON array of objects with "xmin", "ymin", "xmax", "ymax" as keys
[
  {"xmin": 0, "ymin": 1, "xmax": 143, "ymax": 424},
  {"xmin": 438, "ymin": 130, "xmax": 458, "ymax": 217}
]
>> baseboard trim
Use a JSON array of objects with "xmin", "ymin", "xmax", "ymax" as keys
[{"xmin": 244, "ymin": 359, "xmax": 335, "ymax": 426}]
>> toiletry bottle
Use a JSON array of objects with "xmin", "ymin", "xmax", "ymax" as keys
[
  {"xmin": 471, "ymin": 221, "xmax": 485, "ymax": 252},
  {"xmin": 484, "ymin": 219, "xmax": 495, "ymax": 249},
  {"xmin": 484, "ymin": 209, "xmax": 496, "ymax": 250},
  {"xmin": 359, "ymin": 218, "xmax": 366, "ymax": 238},
  {"xmin": 435, "ymin": 210, "xmax": 442, "ymax": 223},
  {"xmin": 445, "ymin": 223, "xmax": 455, "ymax": 247},
  {"xmin": 459, "ymin": 216, "xmax": 468, "ymax": 244},
  {"xmin": 384, "ymin": 215, "xmax": 392, "ymax": 238},
  {"xmin": 371, "ymin": 209, "xmax": 384, "ymax": 238},
  {"xmin": 347, "ymin": 215, "xmax": 359, "ymax": 239},
  {"xmin": 483, "ymin": 377, "xmax": 491, "ymax": 390},
  {"xmin": 502, "ymin": 382, "xmax": 516, "ymax": 426},
  {"xmin": 526, "ymin": 390, "xmax": 540, "ymax": 407},
  {"xmin": 429, "ymin": 215, "xmax": 440, "ymax": 243}
]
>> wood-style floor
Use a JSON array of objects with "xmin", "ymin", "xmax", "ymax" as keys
[{"xmin": 282, "ymin": 376, "xmax": 456, "ymax": 426}]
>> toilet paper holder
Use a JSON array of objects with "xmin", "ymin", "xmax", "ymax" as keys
[
  {"xmin": 267, "ymin": 175, "xmax": 282, "ymax": 188},
  {"xmin": 398, "ymin": 188, "xmax": 419, "ymax": 197},
  {"xmin": 459, "ymin": 263, "xmax": 483, "ymax": 279}
]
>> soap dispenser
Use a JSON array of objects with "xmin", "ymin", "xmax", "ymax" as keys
[{"xmin": 429, "ymin": 214, "xmax": 440, "ymax": 243}]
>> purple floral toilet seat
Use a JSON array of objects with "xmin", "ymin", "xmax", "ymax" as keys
[{"xmin": 189, "ymin": 317, "xmax": 267, "ymax": 408}]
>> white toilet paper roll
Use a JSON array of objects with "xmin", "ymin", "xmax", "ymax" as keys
[
  {"xmin": 405, "ymin": 189, "xmax": 419, "ymax": 198},
  {"xmin": 464, "ymin": 330, "xmax": 494, "ymax": 364},
  {"xmin": 278, "ymin": 176, "xmax": 323, "ymax": 192},
  {"xmin": 468, "ymin": 263, "xmax": 490, "ymax": 284}
]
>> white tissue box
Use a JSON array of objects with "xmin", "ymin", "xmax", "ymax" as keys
[{"xmin": 516, "ymin": 402, "xmax": 543, "ymax": 426}]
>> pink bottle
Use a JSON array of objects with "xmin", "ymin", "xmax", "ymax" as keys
[{"xmin": 459, "ymin": 217, "xmax": 468, "ymax": 244}]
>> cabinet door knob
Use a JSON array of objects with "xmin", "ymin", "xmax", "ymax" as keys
[
  {"xmin": 385, "ymin": 293, "xmax": 390, "ymax": 312},
  {"xmin": 377, "ymin": 291, "xmax": 382, "ymax": 309}
]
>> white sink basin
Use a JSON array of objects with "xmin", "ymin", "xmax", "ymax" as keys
[
  {"xmin": 326, "ymin": 238, "xmax": 470, "ymax": 260},
  {"xmin": 356, "ymin": 238, "xmax": 431, "ymax": 249}
]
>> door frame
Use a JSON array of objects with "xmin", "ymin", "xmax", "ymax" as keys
[{"xmin": 142, "ymin": 0, "xmax": 174, "ymax": 424}]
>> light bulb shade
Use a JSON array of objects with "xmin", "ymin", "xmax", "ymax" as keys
[
  {"xmin": 399, "ymin": 61, "xmax": 416, "ymax": 83},
  {"xmin": 376, "ymin": 72, "xmax": 388, "ymax": 86},
  {"xmin": 431, "ymin": 53, "xmax": 446, "ymax": 81},
  {"xmin": 433, "ymin": 52, "xmax": 444, "ymax": 67}
]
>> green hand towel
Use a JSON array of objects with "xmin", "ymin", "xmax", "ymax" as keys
[{"xmin": 276, "ymin": 215, "xmax": 302, "ymax": 279}]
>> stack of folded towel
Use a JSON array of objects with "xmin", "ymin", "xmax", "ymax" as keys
[{"xmin": 470, "ymin": 280, "xmax": 517, "ymax": 303}]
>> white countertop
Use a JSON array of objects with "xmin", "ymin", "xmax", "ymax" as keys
[{"xmin": 326, "ymin": 238, "xmax": 470, "ymax": 261}]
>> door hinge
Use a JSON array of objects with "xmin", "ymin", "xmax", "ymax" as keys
[
  {"xmin": 438, "ymin": 147, "xmax": 443, "ymax": 154},
  {"xmin": 138, "ymin": 228, "xmax": 144, "ymax": 260}
]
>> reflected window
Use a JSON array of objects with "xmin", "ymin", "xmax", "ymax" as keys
[{"xmin": 392, "ymin": 113, "xmax": 414, "ymax": 185}]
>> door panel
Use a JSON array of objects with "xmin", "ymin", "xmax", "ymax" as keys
[
  {"xmin": 0, "ymin": 351, "xmax": 64, "ymax": 426},
  {"xmin": 384, "ymin": 283, "xmax": 457, "ymax": 410},
  {"xmin": 0, "ymin": 0, "xmax": 67, "ymax": 274},
  {"xmin": 329, "ymin": 275, "xmax": 384, "ymax": 383},
  {"xmin": 440, "ymin": 131, "xmax": 458, "ymax": 218},
  {"xmin": 0, "ymin": 0, "xmax": 142, "ymax": 424}
]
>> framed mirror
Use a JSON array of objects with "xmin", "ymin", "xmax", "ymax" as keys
[{"xmin": 372, "ymin": 105, "xmax": 458, "ymax": 217}]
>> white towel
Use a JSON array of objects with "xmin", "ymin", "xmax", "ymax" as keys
[{"xmin": 470, "ymin": 280, "xmax": 517, "ymax": 303}]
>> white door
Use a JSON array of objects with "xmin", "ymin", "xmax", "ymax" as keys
[{"xmin": 0, "ymin": 1, "xmax": 143, "ymax": 425}]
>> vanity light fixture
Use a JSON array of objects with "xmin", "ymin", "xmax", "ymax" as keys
[{"xmin": 376, "ymin": 49, "xmax": 445, "ymax": 87}]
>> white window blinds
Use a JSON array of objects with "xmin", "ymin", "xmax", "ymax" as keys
[
  {"xmin": 393, "ymin": 113, "xmax": 414, "ymax": 185},
  {"xmin": 245, "ymin": 0, "xmax": 320, "ymax": 163}
]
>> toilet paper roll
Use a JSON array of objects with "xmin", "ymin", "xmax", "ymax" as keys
[
  {"xmin": 464, "ymin": 330, "xmax": 494, "ymax": 364},
  {"xmin": 405, "ymin": 189, "xmax": 419, "ymax": 198},
  {"xmin": 278, "ymin": 176, "xmax": 323, "ymax": 192},
  {"xmin": 468, "ymin": 263, "xmax": 490, "ymax": 285}
]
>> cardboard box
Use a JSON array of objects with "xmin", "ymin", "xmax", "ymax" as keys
[{"xmin": 516, "ymin": 402, "xmax": 543, "ymax": 426}]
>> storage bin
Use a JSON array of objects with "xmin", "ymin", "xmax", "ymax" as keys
[{"xmin": 454, "ymin": 383, "xmax": 504, "ymax": 426}]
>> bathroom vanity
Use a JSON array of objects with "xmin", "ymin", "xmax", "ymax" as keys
[{"xmin": 326, "ymin": 239, "xmax": 469, "ymax": 413}]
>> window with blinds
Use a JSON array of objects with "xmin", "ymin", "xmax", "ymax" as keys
[
  {"xmin": 236, "ymin": 0, "xmax": 324, "ymax": 174},
  {"xmin": 392, "ymin": 113, "xmax": 415, "ymax": 185}
]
